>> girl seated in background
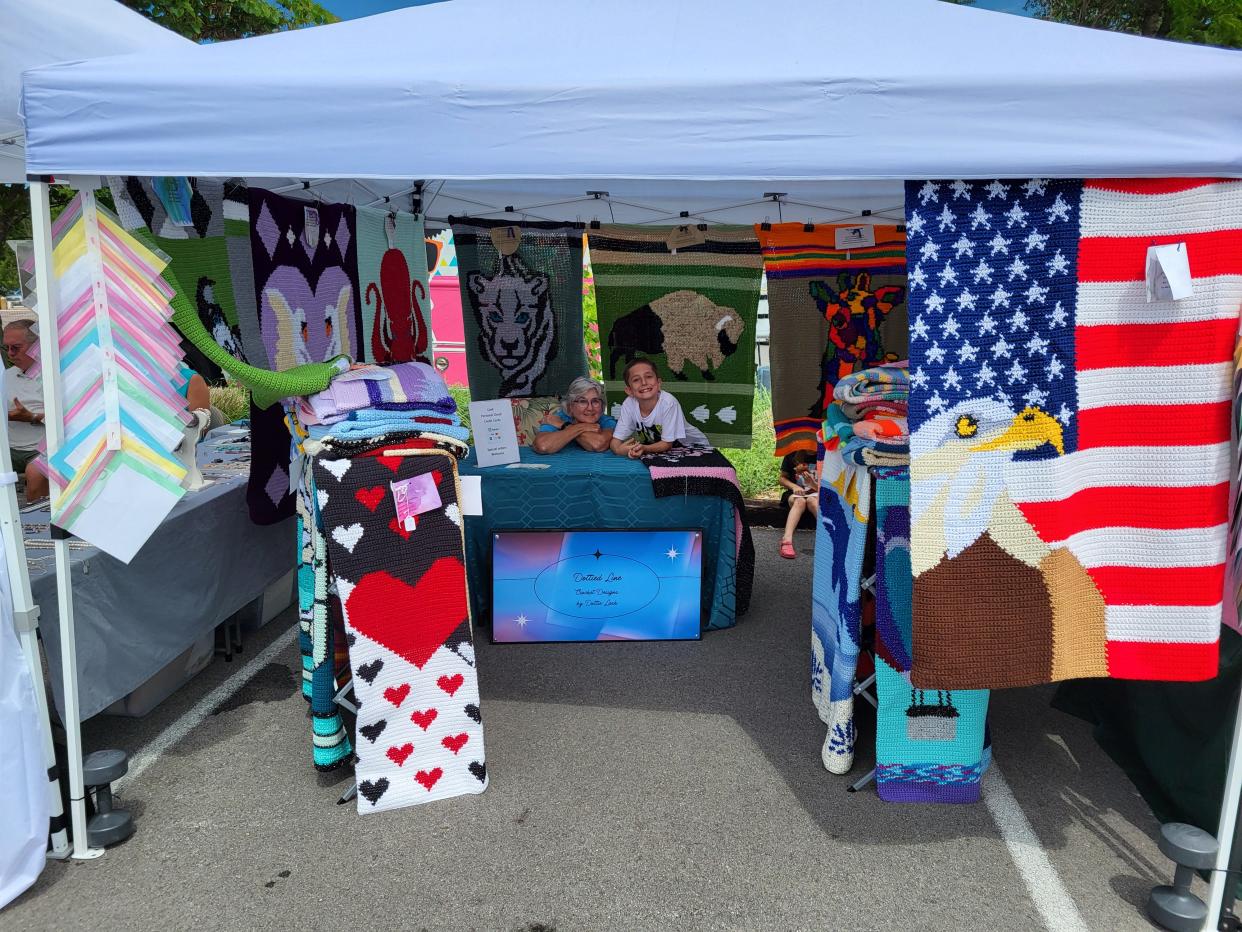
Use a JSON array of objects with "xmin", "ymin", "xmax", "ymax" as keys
[{"xmin": 778, "ymin": 449, "xmax": 818, "ymax": 559}]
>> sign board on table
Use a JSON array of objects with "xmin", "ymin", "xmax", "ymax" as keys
[
  {"xmin": 491, "ymin": 528, "xmax": 703, "ymax": 643},
  {"xmin": 469, "ymin": 398, "xmax": 520, "ymax": 466}
]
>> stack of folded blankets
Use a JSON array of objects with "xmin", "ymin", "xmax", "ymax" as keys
[
  {"xmin": 296, "ymin": 361, "xmax": 470, "ymax": 445},
  {"xmin": 821, "ymin": 362, "xmax": 909, "ymax": 467}
]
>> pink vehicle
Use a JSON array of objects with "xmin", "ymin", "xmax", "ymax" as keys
[{"xmin": 426, "ymin": 231, "xmax": 469, "ymax": 387}]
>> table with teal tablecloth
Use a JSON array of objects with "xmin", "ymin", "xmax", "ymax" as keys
[{"xmin": 459, "ymin": 447, "xmax": 740, "ymax": 630}]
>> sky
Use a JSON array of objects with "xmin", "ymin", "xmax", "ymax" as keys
[{"xmin": 322, "ymin": 0, "xmax": 1033, "ymax": 20}]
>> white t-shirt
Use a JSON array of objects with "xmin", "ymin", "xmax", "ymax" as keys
[
  {"xmin": 4, "ymin": 367, "xmax": 44, "ymax": 452},
  {"xmin": 613, "ymin": 391, "xmax": 708, "ymax": 448}
]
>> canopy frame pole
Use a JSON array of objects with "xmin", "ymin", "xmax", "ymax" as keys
[
  {"xmin": 0, "ymin": 372, "xmax": 70, "ymax": 860},
  {"xmin": 1208, "ymin": 676, "xmax": 1242, "ymax": 925},
  {"xmin": 28, "ymin": 178, "xmax": 103, "ymax": 860}
]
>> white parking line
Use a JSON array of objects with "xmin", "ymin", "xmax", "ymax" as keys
[
  {"xmin": 117, "ymin": 624, "xmax": 298, "ymax": 790},
  {"xmin": 983, "ymin": 765, "xmax": 1089, "ymax": 932}
]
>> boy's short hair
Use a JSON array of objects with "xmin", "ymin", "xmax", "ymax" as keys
[{"xmin": 622, "ymin": 358, "xmax": 659, "ymax": 384}]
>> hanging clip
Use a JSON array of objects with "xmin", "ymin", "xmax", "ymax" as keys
[{"xmin": 763, "ymin": 192, "xmax": 786, "ymax": 224}]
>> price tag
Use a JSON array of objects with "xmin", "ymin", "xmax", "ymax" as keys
[
  {"xmin": 303, "ymin": 206, "xmax": 321, "ymax": 251},
  {"xmin": 391, "ymin": 473, "xmax": 442, "ymax": 533},
  {"xmin": 834, "ymin": 225, "xmax": 876, "ymax": 249},
  {"xmin": 1146, "ymin": 242, "xmax": 1193, "ymax": 302},
  {"xmin": 665, "ymin": 224, "xmax": 706, "ymax": 252},
  {"xmin": 489, "ymin": 225, "xmax": 522, "ymax": 256}
]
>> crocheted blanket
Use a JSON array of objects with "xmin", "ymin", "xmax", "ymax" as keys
[
  {"xmin": 301, "ymin": 362, "xmax": 454, "ymax": 424},
  {"xmin": 835, "ymin": 362, "xmax": 909, "ymax": 404},
  {"xmin": 108, "ymin": 176, "xmax": 261, "ymax": 376},
  {"xmin": 757, "ymin": 224, "xmax": 908, "ymax": 457},
  {"xmin": 907, "ymin": 178, "xmax": 1242, "ymax": 688},
  {"xmin": 872, "ymin": 469, "xmax": 990, "ymax": 803},
  {"xmin": 246, "ymin": 190, "xmax": 362, "ymax": 524},
  {"xmin": 250, "ymin": 189, "xmax": 361, "ymax": 370},
  {"xmin": 591, "ymin": 225, "xmax": 762, "ymax": 448},
  {"xmin": 811, "ymin": 443, "xmax": 871, "ymax": 775},
  {"xmin": 357, "ymin": 207, "xmax": 431, "ymax": 365},
  {"xmin": 313, "ymin": 446, "xmax": 487, "ymax": 812},
  {"xmin": 296, "ymin": 465, "xmax": 352, "ymax": 771},
  {"xmin": 643, "ymin": 447, "xmax": 754, "ymax": 617},
  {"xmin": 450, "ymin": 219, "xmax": 587, "ymax": 398}
]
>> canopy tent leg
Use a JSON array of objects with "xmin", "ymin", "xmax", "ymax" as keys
[
  {"xmin": 0, "ymin": 395, "xmax": 69, "ymax": 859},
  {"xmin": 1208, "ymin": 677, "xmax": 1242, "ymax": 927},
  {"xmin": 27, "ymin": 179, "xmax": 103, "ymax": 860}
]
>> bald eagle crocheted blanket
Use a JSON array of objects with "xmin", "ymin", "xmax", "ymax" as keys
[{"xmin": 907, "ymin": 178, "xmax": 1242, "ymax": 688}]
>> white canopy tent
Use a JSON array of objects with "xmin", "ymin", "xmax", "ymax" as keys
[
  {"xmin": 0, "ymin": 0, "xmax": 189, "ymax": 183},
  {"xmin": 16, "ymin": 0, "xmax": 1242, "ymax": 922},
  {"xmin": 19, "ymin": 0, "xmax": 1242, "ymax": 221}
]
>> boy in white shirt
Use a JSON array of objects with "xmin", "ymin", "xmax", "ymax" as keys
[{"xmin": 610, "ymin": 358, "xmax": 708, "ymax": 459}]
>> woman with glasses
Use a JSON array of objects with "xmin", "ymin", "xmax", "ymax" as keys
[{"xmin": 531, "ymin": 376, "xmax": 616, "ymax": 455}]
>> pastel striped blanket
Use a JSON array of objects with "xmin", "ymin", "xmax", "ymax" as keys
[
  {"xmin": 309, "ymin": 410, "xmax": 470, "ymax": 444},
  {"xmin": 302, "ymin": 362, "xmax": 455, "ymax": 424}
]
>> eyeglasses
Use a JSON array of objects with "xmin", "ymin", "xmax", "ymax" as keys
[
  {"xmin": 570, "ymin": 397, "xmax": 603, "ymax": 407},
  {"xmin": 3, "ymin": 343, "xmax": 25, "ymax": 353}
]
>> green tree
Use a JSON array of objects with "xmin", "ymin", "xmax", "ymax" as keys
[
  {"xmin": 0, "ymin": 0, "xmax": 337, "ymax": 295},
  {"xmin": 1026, "ymin": 0, "xmax": 1242, "ymax": 47},
  {"xmin": 120, "ymin": 0, "xmax": 336, "ymax": 42}
]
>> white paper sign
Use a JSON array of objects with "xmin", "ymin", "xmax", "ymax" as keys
[
  {"xmin": 1146, "ymin": 242, "xmax": 1193, "ymax": 302},
  {"xmin": 834, "ymin": 225, "xmax": 876, "ymax": 249},
  {"xmin": 460, "ymin": 476, "xmax": 484, "ymax": 516},
  {"xmin": 469, "ymin": 399, "xmax": 521, "ymax": 467}
]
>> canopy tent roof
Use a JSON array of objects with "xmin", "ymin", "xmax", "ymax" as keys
[
  {"xmin": 19, "ymin": 0, "xmax": 1242, "ymax": 222},
  {"xmin": 1, "ymin": 0, "xmax": 190, "ymax": 183}
]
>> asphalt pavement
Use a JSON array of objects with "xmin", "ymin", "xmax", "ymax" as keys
[{"xmin": 1, "ymin": 528, "xmax": 1187, "ymax": 931}]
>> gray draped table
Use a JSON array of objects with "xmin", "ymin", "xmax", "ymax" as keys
[{"xmin": 25, "ymin": 425, "xmax": 295, "ymax": 721}]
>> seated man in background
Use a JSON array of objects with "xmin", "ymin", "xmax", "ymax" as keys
[
  {"xmin": 532, "ymin": 376, "xmax": 616, "ymax": 454},
  {"xmin": 4, "ymin": 320, "xmax": 48, "ymax": 503}
]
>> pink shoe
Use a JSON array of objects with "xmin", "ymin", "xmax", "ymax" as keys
[{"xmin": 780, "ymin": 540, "xmax": 796, "ymax": 559}]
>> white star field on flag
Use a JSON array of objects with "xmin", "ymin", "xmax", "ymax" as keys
[{"xmin": 904, "ymin": 179, "xmax": 1081, "ymax": 448}]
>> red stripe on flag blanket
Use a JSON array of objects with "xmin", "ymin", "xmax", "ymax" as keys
[
  {"xmin": 1085, "ymin": 178, "xmax": 1229, "ymax": 195},
  {"xmin": 1078, "ymin": 229, "xmax": 1242, "ymax": 282},
  {"xmin": 1017, "ymin": 482, "xmax": 1231, "ymax": 537},
  {"xmin": 1089, "ymin": 564, "xmax": 1226, "ymax": 606},
  {"xmin": 1075, "ymin": 403, "xmax": 1232, "ymax": 449},
  {"xmin": 1107, "ymin": 639, "xmax": 1219, "ymax": 681},
  {"xmin": 1075, "ymin": 319, "xmax": 1240, "ymax": 370}
]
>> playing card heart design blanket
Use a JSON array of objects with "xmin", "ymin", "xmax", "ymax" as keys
[{"xmin": 313, "ymin": 447, "xmax": 487, "ymax": 813}]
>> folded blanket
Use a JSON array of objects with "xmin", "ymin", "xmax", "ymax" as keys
[
  {"xmin": 853, "ymin": 415, "xmax": 909, "ymax": 443},
  {"xmin": 643, "ymin": 447, "xmax": 754, "ymax": 618},
  {"xmin": 305, "ymin": 361, "xmax": 455, "ymax": 423},
  {"xmin": 834, "ymin": 362, "xmax": 910, "ymax": 405},
  {"xmin": 842, "ymin": 399, "xmax": 908, "ymax": 420},
  {"xmin": 315, "ymin": 416, "xmax": 471, "ymax": 445},
  {"xmin": 858, "ymin": 448, "xmax": 910, "ymax": 467}
]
